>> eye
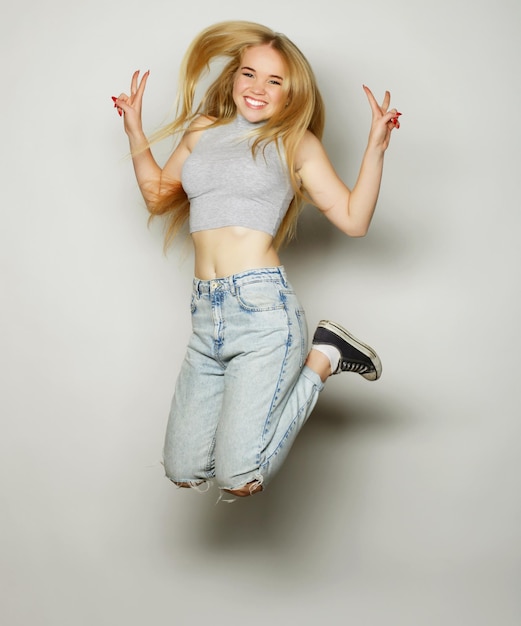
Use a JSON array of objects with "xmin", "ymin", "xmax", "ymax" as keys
[
  {"xmin": 268, "ymin": 79, "xmax": 282, "ymax": 86},
  {"xmin": 242, "ymin": 71, "xmax": 254, "ymax": 78}
]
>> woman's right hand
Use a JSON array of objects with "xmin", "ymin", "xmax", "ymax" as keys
[{"xmin": 113, "ymin": 70, "xmax": 150, "ymax": 138}]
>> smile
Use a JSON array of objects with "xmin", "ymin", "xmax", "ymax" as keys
[{"xmin": 244, "ymin": 96, "xmax": 267, "ymax": 108}]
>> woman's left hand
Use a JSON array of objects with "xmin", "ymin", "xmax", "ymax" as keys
[{"xmin": 363, "ymin": 85, "xmax": 401, "ymax": 152}]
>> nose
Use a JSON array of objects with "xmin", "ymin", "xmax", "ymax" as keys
[{"xmin": 251, "ymin": 78, "xmax": 265, "ymax": 94}]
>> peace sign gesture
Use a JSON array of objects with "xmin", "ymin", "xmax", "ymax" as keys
[
  {"xmin": 362, "ymin": 85, "xmax": 401, "ymax": 153},
  {"xmin": 112, "ymin": 70, "xmax": 150, "ymax": 138}
]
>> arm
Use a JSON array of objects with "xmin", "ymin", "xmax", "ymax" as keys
[
  {"xmin": 296, "ymin": 86, "xmax": 400, "ymax": 237},
  {"xmin": 114, "ymin": 70, "xmax": 190, "ymax": 211}
]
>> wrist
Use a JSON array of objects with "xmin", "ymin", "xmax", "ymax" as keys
[
  {"xmin": 127, "ymin": 130, "xmax": 149, "ymax": 153},
  {"xmin": 363, "ymin": 142, "xmax": 385, "ymax": 164}
]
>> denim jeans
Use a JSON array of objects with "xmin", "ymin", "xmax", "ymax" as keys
[{"xmin": 162, "ymin": 266, "xmax": 324, "ymax": 492}]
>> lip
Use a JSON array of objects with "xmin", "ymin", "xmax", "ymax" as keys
[{"xmin": 244, "ymin": 96, "xmax": 267, "ymax": 109}]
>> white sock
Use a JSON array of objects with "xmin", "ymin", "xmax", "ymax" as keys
[{"xmin": 312, "ymin": 343, "xmax": 340, "ymax": 374}]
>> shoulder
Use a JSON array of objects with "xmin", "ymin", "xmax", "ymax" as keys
[
  {"xmin": 183, "ymin": 115, "xmax": 217, "ymax": 152},
  {"xmin": 295, "ymin": 129, "xmax": 326, "ymax": 171},
  {"xmin": 189, "ymin": 115, "xmax": 217, "ymax": 131}
]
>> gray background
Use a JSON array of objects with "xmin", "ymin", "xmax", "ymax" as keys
[{"xmin": 2, "ymin": 0, "xmax": 520, "ymax": 624}]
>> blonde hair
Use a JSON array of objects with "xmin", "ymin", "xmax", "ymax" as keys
[{"xmin": 146, "ymin": 20, "xmax": 325, "ymax": 250}]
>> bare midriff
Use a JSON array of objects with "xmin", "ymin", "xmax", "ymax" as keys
[{"xmin": 192, "ymin": 226, "xmax": 281, "ymax": 280}]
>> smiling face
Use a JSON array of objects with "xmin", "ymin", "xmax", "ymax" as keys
[{"xmin": 232, "ymin": 44, "xmax": 287, "ymax": 122}]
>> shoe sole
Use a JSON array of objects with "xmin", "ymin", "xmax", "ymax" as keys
[{"xmin": 317, "ymin": 320, "xmax": 382, "ymax": 380}]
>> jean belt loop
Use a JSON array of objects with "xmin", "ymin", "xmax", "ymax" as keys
[{"xmin": 230, "ymin": 275, "xmax": 237, "ymax": 296}]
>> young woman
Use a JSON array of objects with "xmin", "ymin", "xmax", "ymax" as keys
[{"xmin": 113, "ymin": 20, "xmax": 400, "ymax": 497}]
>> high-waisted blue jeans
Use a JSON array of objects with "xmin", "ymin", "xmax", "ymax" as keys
[{"xmin": 162, "ymin": 266, "xmax": 324, "ymax": 492}]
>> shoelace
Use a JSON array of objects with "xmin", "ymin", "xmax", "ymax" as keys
[{"xmin": 340, "ymin": 360, "xmax": 372, "ymax": 374}]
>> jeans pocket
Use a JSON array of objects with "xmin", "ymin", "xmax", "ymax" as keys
[{"xmin": 236, "ymin": 281, "xmax": 286, "ymax": 312}]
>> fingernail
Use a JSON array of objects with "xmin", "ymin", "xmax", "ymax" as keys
[
  {"xmin": 111, "ymin": 96, "xmax": 117, "ymax": 102},
  {"xmin": 118, "ymin": 109, "xmax": 122, "ymax": 117}
]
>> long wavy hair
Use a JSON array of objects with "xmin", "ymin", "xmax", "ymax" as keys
[{"xmin": 145, "ymin": 20, "xmax": 325, "ymax": 250}]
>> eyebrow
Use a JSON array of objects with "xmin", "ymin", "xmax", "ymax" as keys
[{"xmin": 241, "ymin": 66, "xmax": 284, "ymax": 81}]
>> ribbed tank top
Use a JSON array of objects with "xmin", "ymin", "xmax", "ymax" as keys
[{"xmin": 182, "ymin": 115, "xmax": 294, "ymax": 236}]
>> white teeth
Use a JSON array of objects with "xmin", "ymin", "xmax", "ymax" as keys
[{"xmin": 245, "ymin": 97, "xmax": 265, "ymax": 106}]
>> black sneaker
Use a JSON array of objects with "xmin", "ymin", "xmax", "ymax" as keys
[{"xmin": 312, "ymin": 320, "xmax": 382, "ymax": 380}]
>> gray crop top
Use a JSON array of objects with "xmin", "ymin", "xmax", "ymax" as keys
[{"xmin": 182, "ymin": 115, "xmax": 294, "ymax": 236}]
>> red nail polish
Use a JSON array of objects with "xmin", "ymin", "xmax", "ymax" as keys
[
  {"xmin": 118, "ymin": 109, "xmax": 122, "ymax": 117},
  {"xmin": 111, "ymin": 96, "xmax": 117, "ymax": 102}
]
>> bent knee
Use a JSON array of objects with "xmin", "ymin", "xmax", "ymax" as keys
[
  {"xmin": 164, "ymin": 457, "xmax": 204, "ymax": 485},
  {"xmin": 164, "ymin": 464, "xmax": 207, "ymax": 490},
  {"xmin": 223, "ymin": 481, "xmax": 263, "ymax": 498}
]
